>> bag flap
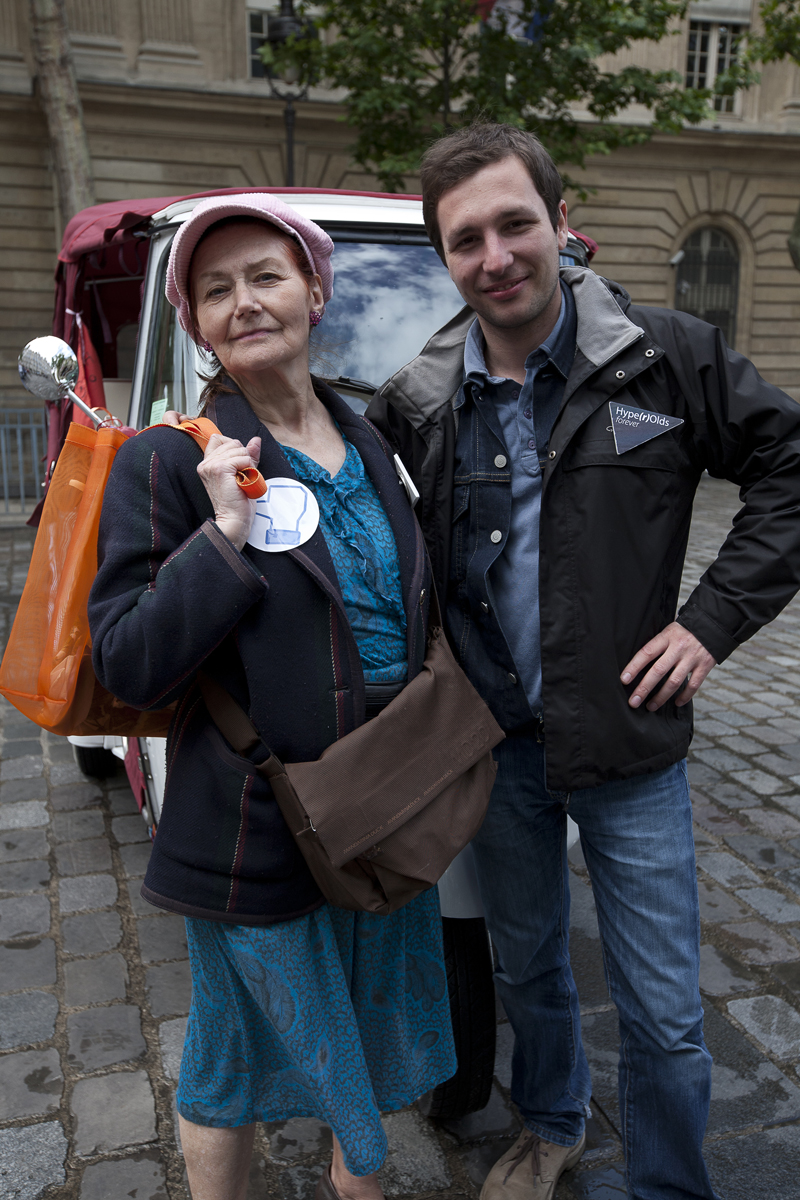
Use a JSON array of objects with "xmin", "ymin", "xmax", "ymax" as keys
[{"xmin": 284, "ymin": 628, "xmax": 504, "ymax": 868}]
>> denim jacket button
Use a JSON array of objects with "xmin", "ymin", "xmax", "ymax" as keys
[
  {"xmin": 494, "ymin": 454, "xmax": 507, "ymax": 468},
  {"xmin": 508, "ymin": 672, "xmax": 517, "ymax": 684},
  {"xmin": 490, "ymin": 530, "xmax": 502, "ymax": 544},
  {"xmin": 481, "ymin": 601, "xmax": 489, "ymax": 613}
]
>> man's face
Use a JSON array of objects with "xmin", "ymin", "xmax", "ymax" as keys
[{"xmin": 437, "ymin": 156, "xmax": 569, "ymax": 331}]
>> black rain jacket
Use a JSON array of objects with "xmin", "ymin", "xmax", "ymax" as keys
[{"xmin": 366, "ymin": 267, "xmax": 800, "ymax": 791}]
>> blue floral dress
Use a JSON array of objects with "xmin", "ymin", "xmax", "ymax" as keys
[{"xmin": 177, "ymin": 431, "xmax": 457, "ymax": 1175}]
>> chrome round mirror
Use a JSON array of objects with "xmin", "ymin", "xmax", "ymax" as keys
[{"xmin": 18, "ymin": 336, "xmax": 79, "ymax": 402}]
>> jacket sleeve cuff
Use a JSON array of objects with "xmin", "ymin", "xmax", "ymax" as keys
[
  {"xmin": 201, "ymin": 519, "xmax": 267, "ymax": 595},
  {"xmin": 675, "ymin": 602, "xmax": 740, "ymax": 664}
]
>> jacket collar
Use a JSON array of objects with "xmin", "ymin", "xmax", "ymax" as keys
[{"xmin": 378, "ymin": 268, "xmax": 646, "ymax": 428}]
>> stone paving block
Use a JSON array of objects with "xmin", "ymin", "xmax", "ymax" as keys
[
  {"xmin": 50, "ymin": 761, "xmax": 87, "ymax": 786},
  {"xmin": 697, "ymin": 880, "xmax": 751, "ymax": 923},
  {"xmin": 2, "ymin": 739, "xmax": 44, "ymax": 759},
  {"xmin": 0, "ymin": 755, "xmax": 43, "ymax": 781},
  {"xmin": 752, "ymin": 690, "xmax": 795, "ymax": 707},
  {"xmin": 440, "ymin": 1083, "xmax": 519, "ymax": 1141},
  {"xmin": 159, "ymin": 1015, "xmax": 187, "ymax": 1081},
  {"xmin": 46, "ymin": 742, "xmax": 76, "ymax": 764},
  {"xmin": 79, "ymin": 1149, "xmax": 168, "ymax": 1200},
  {"xmin": 0, "ymin": 1047, "xmax": 62, "ymax": 1119},
  {"xmin": 0, "ymin": 990, "xmax": 58, "ymax": 1049},
  {"xmin": 146, "ymin": 960, "xmax": 193, "ymax": 1017},
  {"xmin": 58, "ymin": 873, "xmax": 118, "ymax": 913},
  {"xmin": 0, "ymin": 778, "xmax": 46, "ymax": 804},
  {"xmin": 744, "ymin": 724, "xmax": 800, "ymax": 746},
  {"xmin": 121, "ymin": 841, "xmax": 152, "ymax": 877},
  {"xmin": 714, "ymin": 734, "xmax": 766, "ymax": 756},
  {"xmin": 61, "ymin": 910, "xmax": 122, "ymax": 955},
  {"xmin": 727, "ymin": 994, "xmax": 800, "ymax": 1058},
  {"xmin": 0, "ymin": 858, "xmax": 49, "ymax": 894},
  {"xmin": 49, "ymin": 782, "xmax": 102, "ymax": 811},
  {"xmin": 379, "ymin": 1109, "xmax": 451, "ymax": 1196},
  {"xmin": 721, "ymin": 920, "xmax": 800, "ymax": 964},
  {"xmin": 113, "ymin": 813, "xmax": 150, "ymax": 844},
  {"xmin": 687, "ymin": 762, "xmax": 721, "ymax": 788},
  {"xmin": 691, "ymin": 803, "xmax": 745, "ymax": 838},
  {"xmin": 731, "ymin": 701, "xmax": 782, "ymax": 719},
  {"xmin": 265, "ymin": 1116, "xmax": 332, "ymax": 1162},
  {"xmin": 63, "ymin": 952, "xmax": 128, "ymax": 1006},
  {"xmin": 494, "ymin": 1021, "xmax": 513, "ymax": 1089},
  {"xmin": 67, "ymin": 1004, "xmax": 145, "ymax": 1071},
  {"xmin": 772, "ymin": 793, "xmax": 800, "ymax": 820},
  {"xmin": 750, "ymin": 752, "xmax": 800, "ymax": 777},
  {"xmin": 696, "ymin": 852, "xmax": 760, "ymax": 889},
  {"xmin": 55, "ymin": 838, "xmax": 112, "ymax": 876},
  {"xmin": 699, "ymin": 943, "xmax": 757, "ymax": 996},
  {"xmin": 770, "ymin": 716, "xmax": 800, "ymax": 737},
  {"xmin": 723, "ymin": 833, "xmax": 798, "ymax": 871},
  {"xmin": 740, "ymin": 806, "xmax": 800, "ymax": 839},
  {"xmin": 0, "ymin": 893, "xmax": 50, "ymax": 939},
  {"xmin": 692, "ymin": 824, "xmax": 715, "ymax": 847},
  {"xmin": 109, "ymin": 788, "xmax": 139, "ymax": 815},
  {"xmin": 771, "ymin": 960, "xmax": 800, "ymax": 997},
  {"xmin": 777, "ymin": 867, "xmax": 800, "ymax": 898},
  {"xmin": 734, "ymin": 885, "xmax": 800, "ymax": 924},
  {"xmin": 51, "ymin": 809, "xmax": 104, "ymax": 843},
  {"xmin": 729, "ymin": 769, "xmax": 792, "ymax": 796},
  {"xmin": 128, "ymin": 878, "xmax": 155, "ymax": 916},
  {"xmin": 703, "ymin": 1124, "xmax": 800, "ymax": 1200},
  {"xmin": 0, "ymin": 828, "xmax": 47, "ymax": 863},
  {"xmin": 0, "ymin": 1121, "xmax": 68, "ymax": 1200},
  {"xmin": 706, "ymin": 709, "xmax": 752, "ymax": 728},
  {"xmin": 565, "ymin": 1162, "xmax": 627, "ymax": 1198},
  {"xmin": 71, "ymin": 1070, "xmax": 156, "ymax": 1155},
  {"xmin": 0, "ymin": 800, "xmax": 48, "ymax": 829},
  {"xmin": 0, "ymin": 937, "xmax": 56, "ymax": 991},
  {"xmin": 694, "ymin": 718, "xmax": 733, "ymax": 737},
  {"xmin": 138, "ymin": 915, "xmax": 188, "ymax": 962},
  {"xmin": 693, "ymin": 748, "xmax": 750, "ymax": 773}
]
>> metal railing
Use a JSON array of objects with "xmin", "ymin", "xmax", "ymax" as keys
[{"xmin": 0, "ymin": 410, "xmax": 46, "ymax": 516}]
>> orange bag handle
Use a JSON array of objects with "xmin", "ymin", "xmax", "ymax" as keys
[{"xmin": 156, "ymin": 416, "xmax": 267, "ymax": 499}]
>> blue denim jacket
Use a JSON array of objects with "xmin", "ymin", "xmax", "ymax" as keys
[{"xmin": 447, "ymin": 283, "xmax": 577, "ymax": 730}]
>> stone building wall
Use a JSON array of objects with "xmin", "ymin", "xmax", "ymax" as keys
[{"xmin": 0, "ymin": 0, "xmax": 798, "ymax": 407}]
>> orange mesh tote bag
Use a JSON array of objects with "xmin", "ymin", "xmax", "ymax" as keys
[{"xmin": 0, "ymin": 417, "xmax": 264, "ymax": 736}]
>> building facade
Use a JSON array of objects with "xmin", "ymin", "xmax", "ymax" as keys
[{"xmin": 0, "ymin": 0, "xmax": 798, "ymax": 407}]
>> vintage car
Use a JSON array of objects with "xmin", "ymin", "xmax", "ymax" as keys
[{"xmin": 28, "ymin": 186, "xmax": 592, "ymax": 1118}]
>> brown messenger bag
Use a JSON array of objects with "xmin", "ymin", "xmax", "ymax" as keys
[{"xmin": 199, "ymin": 594, "xmax": 505, "ymax": 915}]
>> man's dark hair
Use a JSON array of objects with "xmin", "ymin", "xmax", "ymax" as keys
[{"xmin": 420, "ymin": 123, "xmax": 563, "ymax": 260}]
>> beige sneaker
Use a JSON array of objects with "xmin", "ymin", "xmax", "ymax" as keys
[{"xmin": 479, "ymin": 1129, "xmax": 586, "ymax": 1200}]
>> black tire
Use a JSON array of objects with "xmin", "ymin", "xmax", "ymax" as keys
[
  {"xmin": 73, "ymin": 745, "xmax": 118, "ymax": 779},
  {"xmin": 418, "ymin": 916, "xmax": 496, "ymax": 1120}
]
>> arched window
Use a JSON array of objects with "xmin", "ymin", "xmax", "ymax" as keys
[{"xmin": 674, "ymin": 227, "xmax": 739, "ymax": 347}]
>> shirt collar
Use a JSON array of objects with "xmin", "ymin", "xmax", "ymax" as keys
[{"xmin": 461, "ymin": 281, "xmax": 576, "ymax": 402}]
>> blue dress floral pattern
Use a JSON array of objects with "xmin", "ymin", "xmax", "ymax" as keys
[
  {"xmin": 280, "ymin": 438, "xmax": 408, "ymax": 684},
  {"xmin": 179, "ymin": 431, "xmax": 455, "ymax": 1175}
]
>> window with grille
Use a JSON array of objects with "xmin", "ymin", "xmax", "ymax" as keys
[
  {"xmin": 686, "ymin": 20, "xmax": 745, "ymax": 112},
  {"xmin": 249, "ymin": 9, "xmax": 270, "ymax": 78},
  {"xmin": 675, "ymin": 228, "xmax": 739, "ymax": 347}
]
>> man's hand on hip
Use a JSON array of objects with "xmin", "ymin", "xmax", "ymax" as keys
[{"xmin": 621, "ymin": 623, "xmax": 716, "ymax": 711}]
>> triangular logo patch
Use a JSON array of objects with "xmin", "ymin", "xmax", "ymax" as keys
[{"xmin": 609, "ymin": 402, "xmax": 684, "ymax": 454}]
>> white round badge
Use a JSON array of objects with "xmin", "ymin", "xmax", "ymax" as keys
[{"xmin": 246, "ymin": 477, "xmax": 320, "ymax": 553}]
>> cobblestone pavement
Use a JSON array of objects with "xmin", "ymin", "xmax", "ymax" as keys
[{"xmin": 1, "ymin": 474, "xmax": 800, "ymax": 1199}]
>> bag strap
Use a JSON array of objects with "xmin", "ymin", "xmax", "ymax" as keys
[
  {"xmin": 197, "ymin": 671, "xmax": 284, "ymax": 780},
  {"xmin": 154, "ymin": 418, "xmax": 267, "ymax": 499}
]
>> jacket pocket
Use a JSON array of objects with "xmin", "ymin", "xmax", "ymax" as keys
[{"xmin": 562, "ymin": 437, "xmax": 679, "ymax": 473}]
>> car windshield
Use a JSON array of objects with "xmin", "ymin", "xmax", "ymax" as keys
[{"xmin": 140, "ymin": 233, "xmax": 465, "ymax": 426}]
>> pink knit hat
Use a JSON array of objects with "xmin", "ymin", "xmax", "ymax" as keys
[{"xmin": 165, "ymin": 192, "xmax": 335, "ymax": 343}]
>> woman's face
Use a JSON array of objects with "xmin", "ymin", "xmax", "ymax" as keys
[{"xmin": 190, "ymin": 222, "xmax": 324, "ymax": 378}]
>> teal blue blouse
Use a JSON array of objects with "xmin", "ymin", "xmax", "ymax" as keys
[{"xmin": 279, "ymin": 438, "xmax": 407, "ymax": 684}]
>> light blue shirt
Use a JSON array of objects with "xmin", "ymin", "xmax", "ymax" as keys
[{"xmin": 461, "ymin": 286, "xmax": 574, "ymax": 713}]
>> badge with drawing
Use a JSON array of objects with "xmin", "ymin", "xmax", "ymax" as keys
[
  {"xmin": 246, "ymin": 478, "xmax": 320, "ymax": 553},
  {"xmin": 608, "ymin": 402, "xmax": 684, "ymax": 454}
]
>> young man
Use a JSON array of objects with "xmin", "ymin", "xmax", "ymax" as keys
[{"xmin": 367, "ymin": 123, "xmax": 800, "ymax": 1200}]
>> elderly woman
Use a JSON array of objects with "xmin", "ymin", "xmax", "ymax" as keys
[{"xmin": 88, "ymin": 194, "xmax": 456, "ymax": 1200}]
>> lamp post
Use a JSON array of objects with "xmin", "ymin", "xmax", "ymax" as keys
[{"xmin": 267, "ymin": 0, "xmax": 315, "ymax": 187}]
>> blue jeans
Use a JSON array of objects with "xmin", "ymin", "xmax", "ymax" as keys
[{"xmin": 471, "ymin": 733, "xmax": 719, "ymax": 1200}]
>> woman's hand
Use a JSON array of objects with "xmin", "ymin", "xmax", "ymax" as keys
[
  {"xmin": 161, "ymin": 410, "xmax": 193, "ymax": 427},
  {"xmin": 197, "ymin": 433, "xmax": 262, "ymax": 551}
]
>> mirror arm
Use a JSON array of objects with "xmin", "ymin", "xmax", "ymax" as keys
[{"xmin": 66, "ymin": 389, "xmax": 118, "ymax": 429}]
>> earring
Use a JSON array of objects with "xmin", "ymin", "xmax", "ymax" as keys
[
  {"xmin": 202, "ymin": 339, "xmax": 213, "ymax": 352},
  {"xmin": 309, "ymin": 311, "xmax": 322, "ymax": 327}
]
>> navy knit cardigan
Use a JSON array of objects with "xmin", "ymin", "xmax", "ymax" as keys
[{"xmin": 88, "ymin": 382, "xmax": 431, "ymax": 924}]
